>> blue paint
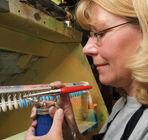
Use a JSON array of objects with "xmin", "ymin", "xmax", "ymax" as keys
[
  {"xmin": 44, "ymin": 96, "xmax": 47, "ymax": 101},
  {"xmin": 29, "ymin": 101, "xmax": 32, "ymax": 106},
  {"xmin": 41, "ymin": 96, "xmax": 44, "ymax": 101},
  {"xmin": 19, "ymin": 97, "xmax": 23, "ymax": 108},
  {"xmin": 51, "ymin": 96, "xmax": 54, "ymax": 101},
  {"xmin": 80, "ymin": 91, "xmax": 83, "ymax": 95},
  {"xmin": 48, "ymin": 96, "xmax": 51, "ymax": 101},
  {"xmin": 74, "ymin": 92, "xmax": 77, "ymax": 97},
  {"xmin": 24, "ymin": 98, "xmax": 27, "ymax": 107},
  {"xmin": 57, "ymin": 95, "xmax": 60, "ymax": 100},
  {"xmin": 70, "ymin": 93, "xmax": 72, "ymax": 98}
]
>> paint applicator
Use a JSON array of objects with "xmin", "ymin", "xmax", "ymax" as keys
[{"xmin": 23, "ymin": 85, "xmax": 92, "ymax": 137}]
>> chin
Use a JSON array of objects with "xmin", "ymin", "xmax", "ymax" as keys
[
  {"xmin": 99, "ymin": 77, "xmax": 118, "ymax": 87},
  {"xmin": 100, "ymin": 79, "xmax": 111, "ymax": 86},
  {"xmin": 100, "ymin": 80, "xmax": 124, "ymax": 87}
]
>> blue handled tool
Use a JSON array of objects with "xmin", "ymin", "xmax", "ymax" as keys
[
  {"xmin": 35, "ymin": 108, "xmax": 53, "ymax": 136},
  {"xmin": 23, "ymin": 85, "xmax": 92, "ymax": 137}
]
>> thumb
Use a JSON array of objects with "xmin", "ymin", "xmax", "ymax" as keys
[
  {"xmin": 24, "ymin": 126, "xmax": 35, "ymax": 140},
  {"xmin": 47, "ymin": 108, "xmax": 64, "ymax": 138}
]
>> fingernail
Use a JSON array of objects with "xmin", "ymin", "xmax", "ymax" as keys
[
  {"xmin": 30, "ymin": 114, "xmax": 33, "ymax": 118},
  {"xmin": 30, "ymin": 107, "xmax": 36, "ymax": 118},
  {"xmin": 30, "ymin": 112, "xmax": 34, "ymax": 118},
  {"xmin": 50, "ymin": 83, "xmax": 54, "ymax": 86},
  {"xmin": 50, "ymin": 82, "xmax": 55, "ymax": 86},
  {"xmin": 32, "ymin": 120, "xmax": 36, "ymax": 126},
  {"xmin": 32, "ymin": 122, "xmax": 35, "ymax": 126},
  {"xmin": 57, "ymin": 108, "xmax": 64, "ymax": 117}
]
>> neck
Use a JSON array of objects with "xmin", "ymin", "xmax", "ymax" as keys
[{"xmin": 124, "ymin": 84, "xmax": 136, "ymax": 97}]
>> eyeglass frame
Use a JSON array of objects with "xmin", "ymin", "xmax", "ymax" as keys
[{"xmin": 89, "ymin": 21, "xmax": 131, "ymax": 42}]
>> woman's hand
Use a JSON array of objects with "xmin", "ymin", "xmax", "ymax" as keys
[
  {"xmin": 27, "ymin": 81, "xmax": 85, "ymax": 140},
  {"xmin": 24, "ymin": 108, "xmax": 64, "ymax": 140}
]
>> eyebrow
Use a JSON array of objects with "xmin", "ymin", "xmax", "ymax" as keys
[{"xmin": 90, "ymin": 19, "xmax": 107, "ymax": 30}]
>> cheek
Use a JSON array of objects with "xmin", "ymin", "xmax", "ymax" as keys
[
  {"xmin": 100, "ymin": 32, "xmax": 139, "ymax": 64},
  {"xmin": 100, "ymin": 38, "xmax": 126, "ymax": 63}
]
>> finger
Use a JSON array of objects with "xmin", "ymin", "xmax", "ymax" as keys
[
  {"xmin": 30, "ymin": 107, "xmax": 37, "ymax": 119},
  {"xmin": 49, "ymin": 106, "xmax": 57, "ymax": 118},
  {"xmin": 50, "ymin": 81, "xmax": 65, "ymax": 88},
  {"xmin": 24, "ymin": 126, "xmax": 35, "ymax": 140},
  {"xmin": 48, "ymin": 108, "xmax": 64, "ymax": 136},
  {"xmin": 59, "ymin": 94, "xmax": 70, "ymax": 102},
  {"xmin": 58, "ymin": 94, "xmax": 71, "ymax": 109},
  {"xmin": 31, "ymin": 120, "xmax": 37, "ymax": 127}
]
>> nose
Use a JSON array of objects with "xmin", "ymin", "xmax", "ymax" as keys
[{"xmin": 82, "ymin": 37, "xmax": 98, "ymax": 56}]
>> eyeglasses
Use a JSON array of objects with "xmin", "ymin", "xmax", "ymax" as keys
[{"xmin": 90, "ymin": 21, "xmax": 131, "ymax": 43}]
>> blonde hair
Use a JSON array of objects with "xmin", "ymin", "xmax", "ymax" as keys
[{"xmin": 76, "ymin": 0, "xmax": 148, "ymax": 105}]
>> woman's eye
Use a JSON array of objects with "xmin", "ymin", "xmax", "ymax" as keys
[{"xmin": 99, "ymin": 32, "xmax": 105, "ymax": 37}]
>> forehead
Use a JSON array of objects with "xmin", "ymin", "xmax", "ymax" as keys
[
  {"xmin": 90, "ymin": 5, "xmax": 111, "ymax": 25},
  {"xmin": 90, "ymin": 4, "xmax": 125, "ymax": 28}
]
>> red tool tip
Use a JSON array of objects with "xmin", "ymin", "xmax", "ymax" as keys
[{"xmin": 60, "ymin": 85, "xmax": 92, "ymax": 94}]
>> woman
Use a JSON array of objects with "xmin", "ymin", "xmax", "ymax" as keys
[{"xmin": 25, "ymin": 0, "xmax": 148, "ymax": 139}]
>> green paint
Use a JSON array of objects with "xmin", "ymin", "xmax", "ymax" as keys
[{"xmin": 100, "ymin": 112, "xmax": 106, "ymax": 122}]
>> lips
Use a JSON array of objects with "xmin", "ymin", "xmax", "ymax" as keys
[{"xmin": 94, "ymin": 64, "xmax": 108, "ymax": 70}]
